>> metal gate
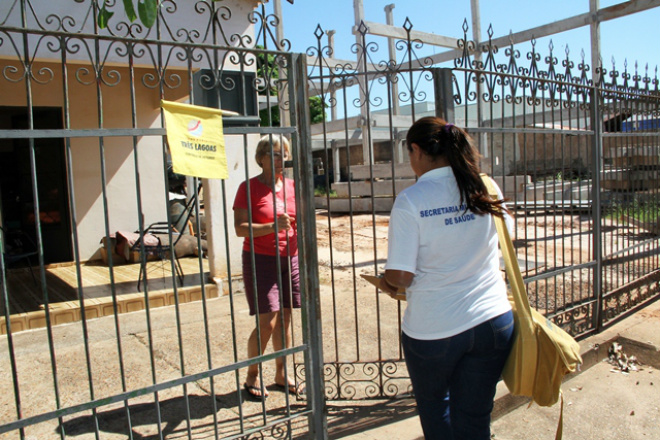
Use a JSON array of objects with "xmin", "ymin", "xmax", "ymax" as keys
[
  {"xmin": 306, "ymin": 19, "xmax": 660, "ymax": 401},
  {"xmin": 0, "ymin": 1, "xmax": 325, "ymax": 439},
  {"xmin": 2, "ymin": 1, "xmax": 660, "ymax": 437}
]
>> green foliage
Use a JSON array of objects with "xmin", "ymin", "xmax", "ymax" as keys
[
  {"xmin": 137, "ymin": 0, "xmax": 159, "ymax": 28},
  {"xmin": 314, "ymin": 187, "xmax": 337, "ymax": 197},
  {"xmin": 121, "ymin": 0, "xmax": 137, "ymax": 22},
  {"xmin": 260, "ymin": 105, "xmax": 281, "ymax": 127},
  {"xmin": 309, "ymin": 96, "xmax": 325, "ymax": 124},
  {"xmin": 256, "ymin": 46, "xmax": 326, "ymax": 127},
  {"xmin": 98, "ymin": 0, "xmax": 159, "ymax": 28},
  {"xmin": 99, "ymin": 6, "xmax": 327, "ymax": 125},
  {"xmin": 607, "ymin": 200, "xmax": 660, "ymax": 223},
  {"xmin": 97, "ymin": 4, "xmax": 114, "ymax": 28},
  {"xmin": 98, "ymin": 0, "xmax": 192, "ymax": 29},
  {"xmin": 257, "ymin": 47, "xmax": 280, "ymax": 126}
]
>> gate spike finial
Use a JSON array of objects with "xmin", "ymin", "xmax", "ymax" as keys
[
  {"xmin": 314, "ymin": 24, "xmax": 324, "ymax": 39},
  {"xmin": 403, "ymin": 17, "xmax": 413, "ymax": 32}
]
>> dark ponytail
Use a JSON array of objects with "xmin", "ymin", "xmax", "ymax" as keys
[{"xmin": 406, "ymin": 117, "xmax": 510, "ymax": 218}]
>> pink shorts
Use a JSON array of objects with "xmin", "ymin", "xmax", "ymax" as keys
[{"xmin": 242, "ymin": 251, "xmax": 301, "ymax": 315}]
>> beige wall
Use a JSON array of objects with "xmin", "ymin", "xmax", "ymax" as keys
[
  {"xmin": 205, "ymin": 133, "xmax": 261, "ymax": 281},
  {"xmin": 0, "ymin": 58, "xmax": 261, "ymax": 274},
  {"xmin": 0, "ymin": 60, "xmax": 184, "ymax": 259},
  {"xmin": 0, "ymin": 0, "xmax": 264, "ymax": 271},
  {"xmin": 0, "ymin": 0, "xmax": 261, "ymax": 69}
]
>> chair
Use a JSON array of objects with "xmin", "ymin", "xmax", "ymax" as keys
[
  {"xmin": 132, "ymin": 222, "xmax": 186, "ymax": 292},
  {"xmin": 1, "ymin": 225, "xmax": 39, "ymax": 285},
  {"xmin": 132, "ymin": 184, "xmax": 201, "ymax": 292}
]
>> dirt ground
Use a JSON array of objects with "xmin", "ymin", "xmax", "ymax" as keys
[
  {"xmin": 315, "ymin": 210, "xmax": 657, "ymax": 304},
  {"xmin": 312, "ymin": 209, "xmax": 658, "ymax": 368}
]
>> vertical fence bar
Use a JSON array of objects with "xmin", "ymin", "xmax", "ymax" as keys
[
  {"xmin": 433, "ymin": 68, "xmax": 455, "ymax": 123},
  {"xmin": 60, "ymin": 31, "xmax": 102, "ymax": 440},
  {"xmin": 19, "ymin": 0, "xmax": 65, "ymax": 437},
  {"xmin": 590, "ymin": 87, "xmax": 604, "ymax": 331},
  {"xmin": 290, "ymin": 52, "xmax": 327, "ymax": 439}
]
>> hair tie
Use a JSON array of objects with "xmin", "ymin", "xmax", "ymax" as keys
[{"xmin": 443, "ymin": 123, "xmax": 454, "ymax": 133}]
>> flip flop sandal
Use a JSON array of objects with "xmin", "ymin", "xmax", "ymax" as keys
[
  {"xmin": 274, "ymin": 382, "xmax": 305, "ymax": 395},
  {"xmin": 243, "ymin": 383, "xmax": 268, "ymax": 400}
]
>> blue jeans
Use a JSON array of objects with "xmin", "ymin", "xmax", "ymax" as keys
[{"xmin": 402, "ymin": 310, "xmax": 514, "ymax": 440}]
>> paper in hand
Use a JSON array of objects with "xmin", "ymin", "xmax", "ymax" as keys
[{"xmin": 360, "ymin": 274, "xmax": 407, "ymax": 301}]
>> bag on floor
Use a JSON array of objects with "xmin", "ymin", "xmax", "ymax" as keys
[{"xmin": 481, "ymin": 174, "xmax": 582, "ymax": 439}]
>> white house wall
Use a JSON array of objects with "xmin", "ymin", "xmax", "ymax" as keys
[
  {"xmin": 0, "ymin": 60, "xmax": 176, "ymax": 259},
  {"xmin": 1, "ymin": 0, "xmax": 265, "ymax": 275},
  {"xmin": 0, "ymin": 0, "xmax": 260, "ymax": 69}
]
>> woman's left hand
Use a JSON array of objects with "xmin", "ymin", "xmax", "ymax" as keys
[
  {"xmin": 378, "ymin": 270, "xmax": 414, "ymax": 298},
  {"xmin": 378, "ymin": 275, "xmax": 399, "ymax": 297}
]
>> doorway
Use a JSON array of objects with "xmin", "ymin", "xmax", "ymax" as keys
[{"xmin": 0, "ymin": 106, "xmax": 73, "ymax": 264}]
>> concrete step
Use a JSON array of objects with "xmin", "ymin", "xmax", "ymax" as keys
[
  {"xmin": 332, "ymin": 179, "xmax": 415, "ymax": 197},
  {"xmin": 601, "ymin": 169, "xmax": 660, "ymax": 190},
  {"xmin": 314, "ymin": 197, "xmax": 394, "ymax": 213},
  {"xmin": 529, "ymin": 180, "xmax": 593, "ymax": 203},
  {"xmin": 349, "ymin": 163, "xmax": 415, "ymax": 180}
]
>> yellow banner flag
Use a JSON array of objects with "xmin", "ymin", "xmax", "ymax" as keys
[{"xmin": 162, "ymin": 100, "xmax": 228, "ymax": 179}]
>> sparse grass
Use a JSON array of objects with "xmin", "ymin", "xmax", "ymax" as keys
[
  {"xmin": 607, "ymin": 200, "xmax": 659, "ymax": 224},
  {"xmin": 314, "ymin": 187, "xmax": 337, "ymax": 197}
]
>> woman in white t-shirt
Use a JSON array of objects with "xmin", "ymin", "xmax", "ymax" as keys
[{"xmin": 379, "ymin": 117, "xmax": 514, "ymax": 440}]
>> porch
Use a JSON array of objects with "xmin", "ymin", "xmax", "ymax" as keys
[{"xmin": 1, "ymin": 257, "xmax": 221, "ymax": 334}]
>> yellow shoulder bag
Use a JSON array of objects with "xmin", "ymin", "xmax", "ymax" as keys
[{"xmin": 481, "ymin": 174, "xmax": 583, "ymax": 440}]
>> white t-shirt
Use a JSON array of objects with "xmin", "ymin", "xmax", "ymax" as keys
[{"xmin": 385, "ymin": 167, "xmax": 512, "ymax": 340}]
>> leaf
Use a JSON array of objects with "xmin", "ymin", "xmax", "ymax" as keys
[
  {"xmin": 97, "ymin": 5, "xmax": 114, "ymax": 29},
  {"xmin": 138, "ymin": 0, "xmax": 159, "ymax": 28},
  {"xmin": 122, "ymin": 0, "xmax": 138, "ymax": 22}
]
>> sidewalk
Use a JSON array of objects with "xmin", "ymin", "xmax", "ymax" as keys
[
  {"xmin": 330, "ymin": 298, "xmax": 660, "ymax": 440},
  {"xmin": 1, "ymin": 292, "xmax": 658, "ymax": 439}
]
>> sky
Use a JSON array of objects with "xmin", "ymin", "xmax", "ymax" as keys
[{"xmin": 266, "ymin": 0, "xmax": 660, "ymax": 80}]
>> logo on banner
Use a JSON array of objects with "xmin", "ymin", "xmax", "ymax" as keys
[{"xmin": 187, "ymin": 119, "xmax": 203, "ymax": 137}]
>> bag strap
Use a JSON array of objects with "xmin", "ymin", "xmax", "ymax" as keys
[
  {"xmin": 480, "ymin": 174, "xmax": 533, "ymax": 324},
  {"xmin": 481, "ymin": 174, "xmax": 565, "ymax": 440},
  {"xmin": 555, "ymin": 392, "xmax": 564, "ymax": 440}
]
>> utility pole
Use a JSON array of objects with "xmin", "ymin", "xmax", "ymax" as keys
[
  {"xmin": 326, "ymin": 29, "xmax": 337, "ymax": 122},
  {"xmin": 274, "ymin": 0, "xmax": 291, "ymax": 127},
  {"xmin": 326, "ymin": 29, "xmax": 342, "ymax": 185},
  {"xmin": 354, "ymin": 0, "xmax": 373, "ymax": 167},
  {"xmin": 385, "ymin": 4, "xmax": 400, "ymax": 117},
  {"xmin": 470, "ymin": 0, "xmax": 487, "ymax": 158},
  {"xmin": 589, "ymin": 0, "xmax": 602, "ymax": 85},
  {"xmin": 384, "ymin": 4, "xmax": 403, "ymax": 164}
]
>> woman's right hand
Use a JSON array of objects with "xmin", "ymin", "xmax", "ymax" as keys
[{"xmin": 275, "ymin": 213, "xmax": 292, "ymax": 232}]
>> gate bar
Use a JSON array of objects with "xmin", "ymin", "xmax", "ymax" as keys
[
  {"xmin": 0, "ymin": 345, "xmax": 306, "ymax": 434},
  {"xmin": 0, "ymin": 126, "xmax": 296, "ymax": 139},
  {"xmin": 290, "ymin": 52, "xmax": 328, "ymax": 440},
  {"xmin": 590, "ymin": 88, "xmax": 604, "ymax": 332}
]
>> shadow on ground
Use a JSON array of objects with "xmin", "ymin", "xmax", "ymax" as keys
[{"xmin": 326, "ymin": 398, "xmax": 420, "ymax": 439}]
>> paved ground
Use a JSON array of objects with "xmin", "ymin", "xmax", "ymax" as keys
[
  {"xmin": 332, "ymin": 298, "xmax": 660, "ymax": 440},
  {"xmin": 1, "ymin": 291, "xmax": 658, "ymax": 440}
]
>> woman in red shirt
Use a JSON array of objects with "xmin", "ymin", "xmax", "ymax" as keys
[{"xmin": 233, "ymin": 135, "xmax": 300, "ymax": 400}]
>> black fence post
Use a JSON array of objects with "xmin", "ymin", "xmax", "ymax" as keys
[{"xmin": 433, "ymin": 68, "xmax": 455, "ymax": 123}]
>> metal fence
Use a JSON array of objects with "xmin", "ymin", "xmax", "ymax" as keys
[
  {"xmin": 0, "ymin": 1, "xmax": 323, "ymax": 439},
  {"xmin": 1, "ymin": 2, "xmax": 660, "ymax": 438},
  {"xmin": 306, "ymin": 19, "xmax": 660, "ymax": 400}
]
